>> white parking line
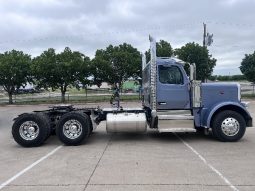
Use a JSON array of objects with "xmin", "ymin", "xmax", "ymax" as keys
[
  {"xmin": 0, "ymin": 145, "xmax": 63, "ymax": 190},
  {"xmin": 174, "ymin": 134, "xmax": 239, "ymax": 191}
]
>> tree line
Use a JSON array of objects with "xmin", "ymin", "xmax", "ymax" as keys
[
  {"xmin": 209, "ymin": 51, "xmax": 255, "ymax": 83},
  {"xmin": 209, "ymin": 75, "xmax": 246, "ymax": 81},
  {"xmin": 0, "ymin": 40, "xmax": 220, "ymax": 104}
]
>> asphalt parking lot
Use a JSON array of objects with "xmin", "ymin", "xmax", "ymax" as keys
[{"xmin": 0, "ymin": 101, "xmax": 254, "ymax": 191}]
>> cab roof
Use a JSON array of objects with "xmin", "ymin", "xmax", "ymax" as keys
[{"xmin": 156, "ymin": 57, "xmax": 187, "ymax": 65}]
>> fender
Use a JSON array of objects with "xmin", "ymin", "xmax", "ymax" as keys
[{"xmin": 206, "ymin": 101, "xmax": 251, "ymax": 128}]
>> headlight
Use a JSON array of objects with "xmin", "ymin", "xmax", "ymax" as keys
[{"xmin": 241, "ymin": 102, "xmax": 249, "ymax": 108}]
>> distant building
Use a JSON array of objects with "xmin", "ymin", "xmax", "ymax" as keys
[
  {"xmin": 88, "ymin": 81, "xmax": 140, "ymax": 92},
  {"xmin": 89, "ymin": 82, "xmax": 111, "ymax": 90},
  {"xmin": 122, "ymin": 80, "xmax": 140, "ymax": 93}
]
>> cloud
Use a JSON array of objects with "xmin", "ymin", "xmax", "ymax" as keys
[{"xmin": 0, "ymin": 0, "xmax": 254, "ymax": 75}]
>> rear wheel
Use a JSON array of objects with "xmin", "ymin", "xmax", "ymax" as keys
[
  {"xmin": 56, "ymin": 112, "xmax": 90, "ymax": 145},
  {"xmin": 12, "ymin": 113, "xmax": 51, "ymax": 147},
  {"xmin": 212, "ymin": 110, "xmax": 246, "ymax": 142}
]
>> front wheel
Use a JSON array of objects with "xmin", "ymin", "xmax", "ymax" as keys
[{"xmin": 212, "ymin": 110, "xmax": 246, "ymax": 142}]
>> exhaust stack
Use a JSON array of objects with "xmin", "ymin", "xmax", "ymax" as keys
[{"xmin": 149, "ymin": 35, "xmax": 157, "ymax": 111}]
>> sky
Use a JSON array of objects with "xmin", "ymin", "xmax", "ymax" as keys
[{"xmin": 0, "ymin": 0, "xmax": 254, "ymax": 75}]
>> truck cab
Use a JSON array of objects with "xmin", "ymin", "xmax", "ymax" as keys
[
  {"xmin": 142, "ymin": 36, "xmax": 252, "ymax": 141},
  {"xmin": 143, "ymin": 57, "xmax": 191, "ymax": 110}
]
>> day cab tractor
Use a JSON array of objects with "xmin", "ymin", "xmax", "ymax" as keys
[{"xmin": 12, "ymin": 36, "xmax": 253, "ymax": 147}]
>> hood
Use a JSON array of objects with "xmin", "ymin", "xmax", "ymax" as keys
[{"xmin": 201, "ymin": 82, "xmax": 241, "ymax": 107}]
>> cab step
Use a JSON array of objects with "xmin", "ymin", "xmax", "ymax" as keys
[
  {"xmin": 158, "ymin": 128, "xmax": 196, "ymax": 133},
  {"xmin": 157, "ymin": 114, "xmax": 194, "ymax": 120},
  {"xmin": 157, "ymin": 110, "xmax": 191, "ymax": 115},
  {"xmin": 156, "ymin": 113, "xmax": 195, "ymax": 133}
]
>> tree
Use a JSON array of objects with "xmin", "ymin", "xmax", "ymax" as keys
[
  {"xmin": 240, "ymin": 51, "xmax": 255, "ymax": 83},
  {"xmin": 32, "ymin": 47, "xmax": 90, "ymax": 102},
  {"xmin": 0, "ymin": 50, "xmax": 31, "ymax": 104},
  {"xmin": 145, "ymin": 40, "xmax": 173, "ymax": 61},
  {"xmin": 174, "ymin": 42, "xmax": 216, "ymax": 82},
  {"xmin": 92, "ymin": 43, "xmax": 141, "ymax": 89},
  {"xmin": 90, "ymin": 57, "xmax": 111, "ymax": 88}
]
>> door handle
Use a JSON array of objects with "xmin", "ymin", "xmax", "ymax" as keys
[{"xmin": 158, "ymin": 102, "xmax": 166, "ymax": 105}]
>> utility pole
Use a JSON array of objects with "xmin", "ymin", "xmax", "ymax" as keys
[
  {"xmin": 203, "ymin": 22, "xmax": 213, "ymax": 47},
  {"xmin": 203, "ymin": 23, "xmax": 207, "ymax": 82},
  {"xmin": 203, "ymin": 22, "xmax": 206, "ymax": 47}
]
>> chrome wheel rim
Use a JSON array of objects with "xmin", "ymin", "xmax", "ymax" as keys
[
  {"xmin": 221, "ymin": 117, "xmax": 240, "ymax": 136},
  {"xmin": 19, "ymin": 121, "xmax": 40, "ymax": 140},
  {"xmin": 63, "ymin": 119, "xmax": 82, "ymax": 139}
]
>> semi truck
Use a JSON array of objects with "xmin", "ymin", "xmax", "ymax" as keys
[{"xmin": 12, "ymin": 36, "xmax": 253, "ymax": 147}]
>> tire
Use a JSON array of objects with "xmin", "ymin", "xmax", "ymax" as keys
[
  {"xmin": 76, "ymin": 111, "xmax": 93, "ymax": 135},
  {"xmin": 211, "ymin": 110, "xmax": 246, "ymax": 142},
  {"xmin": 35, "ymin": 113, "xmax": 52, "ymax": 140},
  {"xmin": 12, "ymin": 113, "xmax": 51, "ymax": 147},
  {"xmin": 56, "ymin": 111, "xmax": 90, "ymax": 146}
]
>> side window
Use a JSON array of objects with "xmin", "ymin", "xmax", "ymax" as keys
[{"xmin": 159, "ymin": 65, "xmax": 183, "ymax": 84}]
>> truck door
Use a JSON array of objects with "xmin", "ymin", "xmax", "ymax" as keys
[{"xmin": 157, "ymin": 64, "xmax": 190, "ymax": 110}]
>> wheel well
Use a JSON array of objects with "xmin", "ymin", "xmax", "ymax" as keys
[{"xmin": 210, "ymin": 105, "xmax": 251, "ymax": 127}]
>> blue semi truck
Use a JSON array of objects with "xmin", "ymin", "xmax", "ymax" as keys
[{"xmin": 12, "ymin": 36, "xmax": 253, "ymax": 147}]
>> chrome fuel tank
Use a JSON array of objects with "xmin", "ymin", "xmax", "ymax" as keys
[{"xmin": 106, "ymin": 113, "xmax": 147, "ymax": 133}]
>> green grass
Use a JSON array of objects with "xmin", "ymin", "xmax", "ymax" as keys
[
  {"xmin": 0, "ymin": 94, "xmax": 140, "ymax": 105},
  {"xmin": 2, "ymin": 92, "xmax": 254, "ymax": 106},
  {"xmin": 242, "ymin": 94, "xmax": 255, "ymax": 99},
  {"xmin": 54, "ymin": 88, "xmax": 111, "ymax": 95}
]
